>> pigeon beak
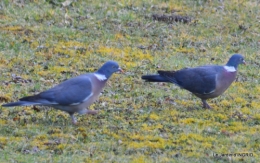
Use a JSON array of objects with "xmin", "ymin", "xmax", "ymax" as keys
[
  {"xmin": 118, "ymin": 67, "xmax": 124, "ymax": 73},
  {"xmin": 242, "ymin": 60, "xmax": 246, "ymax": 65}
]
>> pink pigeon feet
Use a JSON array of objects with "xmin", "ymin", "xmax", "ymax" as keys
[
  {"xmin": 86, "ymin": 110, "xmax": 99, "ymax": 115},
  {"xmin": 70, "ymin": 110, "xmax": 99, "ymax": 125},
  {"xmin": 202, "ymin": 100, "xmax": 212, "ymax": 109}
]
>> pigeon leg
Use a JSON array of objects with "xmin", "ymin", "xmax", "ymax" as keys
[
  {"xmin": 69, "ymin": 113, "xmax": 77, "ymax": 125},
  {"xmin": 202, "ymin": 100, "xmax": 212, "ymax": 109}
]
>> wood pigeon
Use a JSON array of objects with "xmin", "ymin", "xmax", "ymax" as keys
[
  {"xmin": 142, "ymin": 54, "xmax": 245, "ymax": 109},
  {"xmin": 2, "ymin": 61, "xmax": 123, "ymax": 124}
]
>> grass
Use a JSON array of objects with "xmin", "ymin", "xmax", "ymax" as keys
[{"xmin": 0, "ymin": 0, "xmax": 259, "ymax": 162}]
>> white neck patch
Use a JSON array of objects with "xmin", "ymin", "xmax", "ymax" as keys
[
  {"xmin": 94, "ymin": 73, "xmax": 107, "ymax": 81},
  {"xmin": 224, "ymin": 66, "xmax": 236, "ymax": 72}
]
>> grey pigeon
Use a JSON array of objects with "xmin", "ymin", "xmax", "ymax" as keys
[
  {"xmin": 2, "ymin": 61, "xmax": 123, "ymax": 124},
  {"xmin": 142, "ymin": 54, "xmax": 245, "ymax": 109}
]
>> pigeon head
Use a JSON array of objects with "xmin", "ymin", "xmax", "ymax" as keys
[
  {"xmin": 96, "ymin": 61, "xmax": 123, "ymax": 78},
  {"xmin": 226, "ymin": 54, "xmax": 245, "ymax": 69}
]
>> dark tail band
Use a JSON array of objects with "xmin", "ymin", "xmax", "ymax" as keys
[{"xmin": 141, "ymin": 75, "xmax": 169, "ymax": 82}]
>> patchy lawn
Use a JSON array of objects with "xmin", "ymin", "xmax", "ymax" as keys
[{"xmin": 0, "ymin": 0, "xmax": 259, "ymax": 162}]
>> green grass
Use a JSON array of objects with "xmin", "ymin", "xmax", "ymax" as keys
[{"xmin": 0, "ymin": 0, "xmax": 259, "ymax": 162}]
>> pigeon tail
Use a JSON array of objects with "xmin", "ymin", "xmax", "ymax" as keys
[
  {"xmin": 20, "ymin": 95, "xmax": 39, "ymax": 102},
  {"xmin": 2, "ymin": 95, "xmax": 46, "ymax": 107},
  {"xmin": 141, "ymin": 75, "xmax": 169, "ymax": 82},
  {"xmin": 2, "ymin": 101, "xmax": 40, "ymax": 107}
]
